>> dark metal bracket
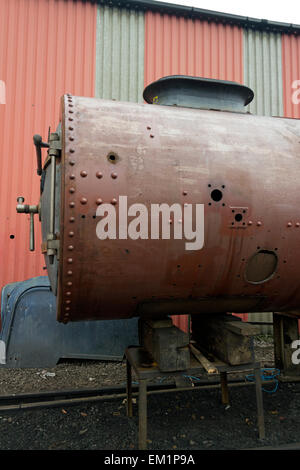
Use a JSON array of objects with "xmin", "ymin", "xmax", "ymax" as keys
[{"xmin": 33, "ymin": 134, "xmax": 49, "ymax": 176}]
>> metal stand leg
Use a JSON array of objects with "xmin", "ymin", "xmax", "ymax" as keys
[
  {"xmin": 273, "ymin": 313, "xmax": 300, "ymax": 377},
  {"xmin": 139, "ymin": 379, "xmax": 148, "ymax": 450},
  {"xmin": 126, "ymin": 359, "xmax": 133, "ymax": 418},
  {"xmin": 254, "ymin": 367, "xmax": 265, "ymax": 439},
  {"xmin": 220, "ymin": 371, "xmax": 229, "ymax": 405}
]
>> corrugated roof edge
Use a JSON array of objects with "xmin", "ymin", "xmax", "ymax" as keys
[{"xmin": 97, "ymin": 0, "xmax": 300, "ymax": 34}]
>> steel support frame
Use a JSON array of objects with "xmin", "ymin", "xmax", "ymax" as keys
[{"xmin": 125, "ymin": 347, "xmax": 265, "ymax": 449}]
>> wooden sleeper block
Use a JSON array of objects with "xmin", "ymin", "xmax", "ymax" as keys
[{"xmin": 191, "ymin": 314, "xmax": 260, "ymax": 365}]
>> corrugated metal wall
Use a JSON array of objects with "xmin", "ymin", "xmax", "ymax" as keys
[
  {"xmin": 282, "ymin": 34, "xmax": 300, "ymax": 119},
  {"xmin": 95, "ymin": 5, "xmax": 144, "ymax": 102},
  {"xmin": 244, "ymin": 29, "xmax": 284, "ymax": 116},
  {"xmin": 0, "ymin": 0, "xmax": 97, "ymax": 291},
  {"xmin": 144, "ymin": 11, "xmax": 243, "ymax": 87}
]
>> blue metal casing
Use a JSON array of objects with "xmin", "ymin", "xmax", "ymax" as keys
[{"xmin": 0, "ymin": 277, "xmax": 139, "ymax": 368}]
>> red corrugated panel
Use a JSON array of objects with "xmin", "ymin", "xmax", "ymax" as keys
[
  {"xmin": 233, "ymin": 313, "xmax": 248, "ymax": 321},
  {"xmin": 282, "ymin": 34, "xmax": 300, "ymax": 332},
  {"xmin": 144, "ymin": 11, "xmax": 244, "ymax": 330},
  {"xmin": 0, "ymin": 0, "xmax": 96, "ymax": 292},
  {"xmin": 144, "ymin": 11, "xmax": 243, "ymax": 88},
  {"xmin": 282, "ymin": 34, "xmax": 300, "ymax": 119}
]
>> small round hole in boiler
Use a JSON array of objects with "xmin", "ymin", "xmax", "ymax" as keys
[
  {"xmin": 107, "ymin": 152, "xmax": 119, "ymax": 164},
  {"xmin": 245, "ymin": 250, "xmax": 278, "ymax": 284},
  {"xmin": 234, "ymin": 213, "xmax": 243, "ymax": 222},
  {"xmin": 210, "ymin": 189, "xmax": 223, "ymax": 202}
]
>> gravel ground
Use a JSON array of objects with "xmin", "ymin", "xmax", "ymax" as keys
[
  {"xmin": 0, "ymin": 336, "xmax": 275, "ymax": 395},
  {"xmin": 1, "ymin": 335, "xmax": 299, "ymax": 451}
]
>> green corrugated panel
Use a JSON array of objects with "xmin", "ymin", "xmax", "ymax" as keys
[
  {"xmin": 244, "ymin": 29, "xmax": 282, "ymax": 334},
  {"xmin": 95, "ymin": 5, "xmax": 145, "ymax": 103},
  {"xmin": 248, "ymin": 312, "xmax": 273, "ymax": 336},
  {"xmin": 244, "ymin": 29, "xmax": 284, "ymax": 116}
]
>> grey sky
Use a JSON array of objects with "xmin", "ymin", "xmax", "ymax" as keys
[{"xmin": 160, "ymin": 0, "xmax": 300, "ymax": 25}]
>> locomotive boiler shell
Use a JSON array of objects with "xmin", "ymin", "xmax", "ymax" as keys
[{"xmin": 41, "ymin": 94, "xmax": 300, "ymax": 323}]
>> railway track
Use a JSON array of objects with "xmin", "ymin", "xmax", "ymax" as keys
[
  {"xmin": 0, "ymin": 378, "xmax": 261, "ymax": 411},
  {"xmin": 247, "ymin": 442, "xmax": 300, "ymax": 450}
]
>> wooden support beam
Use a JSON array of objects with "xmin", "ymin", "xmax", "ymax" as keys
[
  {"xmin": 191, "ymin": 314, "xmax": 260, "ymax": 365},
  {"xmin": 189, "ymin": 343, "xmax": 217, "ymax": 374},
  {"xmin": 139, "ymin": 318, "xmax": 190, "ymax": 372}
]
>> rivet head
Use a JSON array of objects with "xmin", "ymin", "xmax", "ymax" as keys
[
  {"xmin": 111, "ymin": 198, "xmax": 117, "ymax": 205},
  {"xmin": 111, "ymin": 172, "xmax": 118, "ymax": 179},
  {"xmin": 80, "ymin": 170, "xmax": 88, "ymax": 177},
  {"xmin": 257, "ymin": 221, "xmax": 262, "ymax": 226},
  {"xmin": 183, "ymin": 190, "xmax": 188, "ymax": 196},
  {"xmin": 67, "ymin": 258, "xmax": 73, "ymax": 264},
  {"xmin": 296, "ymin": 222, "xmax": 300, "ymax": 227},
  {"xmin": 80, "ymin": 197, "xmax": 88, "ymax": 205},
  {"xmin": 68, "ymin": 245, "xmax": 74, "ymax": 251},
  {"xmin": 69, "ymin": 149, "xmax": 75, "ymax": 154},
  {"xmin": 96, "ymin": 171, "xmax": 103, "ymax": 179},
  {"xmin": 66, "ymin": 291, "xmax": 71, "ymax": 296},
  {"xmin": 69, "ymin": 187, "xmax": 75, "ymax": 193},
  {"xmin": 67, "ymin": 281, "xmax": 73, "ymax": 286},
  {"xmin": 65, "ymin": 307, "xmax": 70, "ymax": 312},
  {"xmin": 96, "ymin": 198, "xmax": 103, "ymax": 205},
  {"xmin": 69, "ymin": 202, "xmax": 75, "ymax": 208},
  {"xmin": 67, "ymin": 270, "xmax": 73, "ymax": 275},
  {"xmin": 287, "ymin": 222, "xmax": 292, "ymax": 227},
  {"xmin": 69, "ymin": 231, "xmax": 74, "ymax": 237},
  {"xmin": 248, "ymin": 221, "xmax": 253, "ymax": 226},
  {"xmin": 65, "ymin": 299, "xmax": 71, "ymax": 304},
  {"xmin": 69, "ymin": 174, "xmax": 75, "ymax": 180},
  {"xmin": 69, "ymin": 217, "xmax": 75, "ymax": 222},
  {"xmin": 69, "ymin": 136, "xmax": 74, "ymax": 141}
]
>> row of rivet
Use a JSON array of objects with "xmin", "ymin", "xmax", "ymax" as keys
[
  {"xmin": 68, "ymin": 169, "xmax": 117, "ymax": 179},
  {"xmin": 243, "ymin": 221, "xmax": 299, "ymax": 228},
  {"xmin": 64, "ymin": 94, "xmax": 75, "ymax": 323},
  {"xmin": 68, "ymin": 198, "xmax": 118, "ymax": 206}
]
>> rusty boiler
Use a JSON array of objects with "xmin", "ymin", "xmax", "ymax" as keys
[{"xmin": 16, "ymin": 76, "xmax": 300, "ymax": 324}]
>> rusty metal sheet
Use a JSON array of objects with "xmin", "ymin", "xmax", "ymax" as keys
[{"xmin": 40, "ymin": 94, "xmax": 300, "ymax": 323}]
